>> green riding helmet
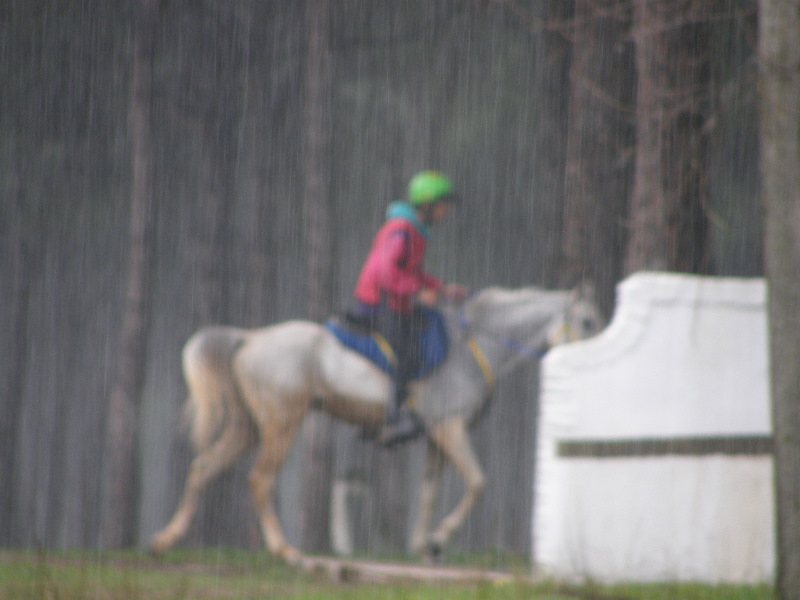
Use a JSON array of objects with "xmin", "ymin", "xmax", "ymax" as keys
[{"xmin": 408, "ymin": 171, "xmax": 457, "ymax": 206}]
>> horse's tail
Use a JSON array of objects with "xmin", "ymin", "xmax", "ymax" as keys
[{"xmin": 181, "ymin": 326, "xmax": 247, "ymax": 452}]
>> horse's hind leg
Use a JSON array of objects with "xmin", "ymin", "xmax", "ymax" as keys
[
  {"xmin": 150, "ymin": 416, "xmax": 254, "ymax": 556},
  {"xmin": 427, "ymin": 416, "xmax": 486, "ymax": 553},
  {"xmin": 411, "ymin": 437, "xmax": 445, "ymax": 557},
  {"xmin": 248, "ymin": 415, "xmax": 305, "ymax": 565}
]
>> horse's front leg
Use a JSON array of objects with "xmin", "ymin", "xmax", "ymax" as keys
[
  {"xmin": 426, "ymin": 416, "xmax": 486, "ymax": 554},
  {"xmin": 411, "ymin": 437, "xmax": 446, "ymax": 557}
]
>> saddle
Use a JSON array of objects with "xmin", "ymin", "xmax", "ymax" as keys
[{"xmin": 324, "ymin": 306, "xmax": 449, "ymax": 379}]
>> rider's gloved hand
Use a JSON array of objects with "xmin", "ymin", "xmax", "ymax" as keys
[
  {"xmin": 418, "ymin": 287, "xmax": 440, "ymax": 306},
  {"xmin": 419, "ymin": 284, "xmax": 469, "ymax": 306}
]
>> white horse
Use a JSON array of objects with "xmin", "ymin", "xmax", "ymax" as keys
[{"xmin": 150, "ymin": 285, "xmax": 604, "ymax": 564}]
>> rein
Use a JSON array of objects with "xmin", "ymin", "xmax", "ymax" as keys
[
  {"xmin": 457, "ymin": 312, "xmax": 550, "ymax": 360},
  {"xmin": 457, "ymin": 312, "xmax": 551, "ymax": 390}
]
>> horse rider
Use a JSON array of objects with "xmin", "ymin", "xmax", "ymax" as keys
[{"xmin": 352, "ymin": 170, "xmax": 468, "ymax": 446}]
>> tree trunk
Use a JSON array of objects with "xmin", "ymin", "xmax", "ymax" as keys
[
  {"xmin": 300, "ymin": 0, "xmax": 334, "ymax": 553},
  {"xmin": 760, "ymin": 0, "xmax": 800, "ymax": 597},
  {"xmin": 0, "ymin": 171, "xmax": 43, "ymax": 545},
  {"xmin": 531, "ymin": 0, "xmax": 573, "ymax": 289},
  {"xmin": 101, "ymin": 0, "xmax": 158, "ymax": 549},
  {"xmin": 625, "ymin": 0, "xmax": 713, "ymax": 275},
  {"xmin": 560, "ymin": 0, "xmax": 634, "ymax": 314}
]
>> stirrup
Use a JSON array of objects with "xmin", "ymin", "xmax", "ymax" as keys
[{"xmin": 379, "ymin": 409, "xmax": 423, "ymax": 447}]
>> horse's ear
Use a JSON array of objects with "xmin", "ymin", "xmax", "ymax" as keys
[{"xmin": 573, "ymin": 280, "xmax": 596, "ymax": 301}]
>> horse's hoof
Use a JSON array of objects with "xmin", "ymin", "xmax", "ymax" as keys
[
  {"xmin": 150, "ymin": 535, "xmax": 168, "ymax": 558},
  {"xmin": 423, "ymin": 541, "xmax": 443, "ymax": 564},
  {"xmin": 280, "ymin": 545, "xmax": 304, "ymax": 567}
]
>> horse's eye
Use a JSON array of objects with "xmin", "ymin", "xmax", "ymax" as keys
[{"xmin": 582, "ymin": 318, "xmax": 595, "ymax": 332}]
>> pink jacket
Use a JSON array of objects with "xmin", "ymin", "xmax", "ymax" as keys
[{"xmin": 355, "ymin": 208, "xmax": 441, "ymax": 313}]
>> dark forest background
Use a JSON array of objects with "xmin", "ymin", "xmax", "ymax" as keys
[{"xmin": 0, "ymin": 0, "xmax": 759, "ymax": 557}]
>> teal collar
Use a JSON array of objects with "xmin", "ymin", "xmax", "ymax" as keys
[{"xmin": 386, "ymin": 201, "xmax": 430, "ymax": 238}]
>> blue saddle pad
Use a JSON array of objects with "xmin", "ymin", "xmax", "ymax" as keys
[{"xmin": 325, "ymin": 307, "xmax": 448, "ymax": 379}]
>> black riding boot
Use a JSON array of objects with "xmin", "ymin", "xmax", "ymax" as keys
[{"xmin": 379, "ymin": 386, "xmax": 423, "ymax": 447}]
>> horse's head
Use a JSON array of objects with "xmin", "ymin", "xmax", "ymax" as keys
[
  {"xmin": 546, "ymin": 281, "xmax": 606, "ymax": 346},
  {"xmin": 461, "ymin": 284, "xmax": 604, "ymax": 350}
]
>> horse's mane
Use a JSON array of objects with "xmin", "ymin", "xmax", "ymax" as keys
[{"xmin": 459, "ymin": 286, "xmax": 570, "ymax": 321}]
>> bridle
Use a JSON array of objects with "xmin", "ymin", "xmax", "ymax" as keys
[
  {"xmin": 456, "ymin": 311, "xmax": 565, "ymax": 391},
  {"xmin": 545, "ymin": 315, "xmax": 583, "ymax": 347},
  {"xmin": 458, "ymin": 314, "xmax": 549, "ymax": 358}
]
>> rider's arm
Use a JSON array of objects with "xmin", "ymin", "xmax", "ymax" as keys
[{"xmin": 376, "ymin": 230, "xmax": 440, "ymax": 296}]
